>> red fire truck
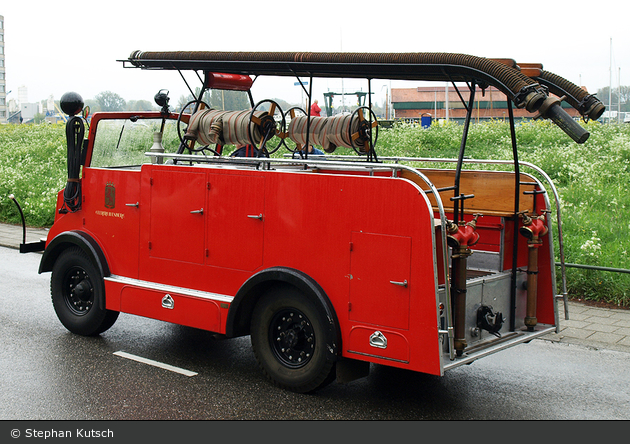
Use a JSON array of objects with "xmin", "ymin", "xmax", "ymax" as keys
[{"xmin": 23, "ymin": 51, "xmax": 604, "ymax": 393}]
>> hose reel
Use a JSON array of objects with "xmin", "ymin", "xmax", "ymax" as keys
[
  {"xmin": 286, "ymin": 109, "xmax": 378, "ymax": 155},
  {"xmin": 181, "ymin": 100, "xmax": 285, "ymax": 155},
  {"xmin": 183, "ymin": 100, "xmax": 380, "ymax": 157}
]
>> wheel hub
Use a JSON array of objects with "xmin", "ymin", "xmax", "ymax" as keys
[
  {"xmin": 270, "ymin": 309, "xmax": 315, "ymax": 368},
  {"xmin": 72, "ymin": 279, "xmax": 91, "ymax": 301},
  {"xmin": 65, "ymin": 268, "xmax": 93, "ymax": 314}
]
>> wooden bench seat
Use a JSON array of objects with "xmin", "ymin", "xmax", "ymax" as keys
[{"xmin": 402, "ymin": 168, "xmax": 540, "ymax": 217}]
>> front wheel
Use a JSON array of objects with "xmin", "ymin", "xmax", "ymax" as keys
[
  {"xmin": 251, "ymin": 286, "xmax": 336, "ymax": 393},
  {"xmin": 51, "ymin": 247, "xmax": 118, "ymax": 336}
]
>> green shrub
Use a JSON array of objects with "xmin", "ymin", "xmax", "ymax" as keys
[{"xmin": 0, "ymin": 124, "xmax": 67, "ymax": 227}]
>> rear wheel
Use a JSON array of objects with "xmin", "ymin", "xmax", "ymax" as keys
[
  {"xmin": 251, "ymin": 286, "xmax": 335, "ymax": 393},
  {"xmin": 51, "ymin": 247, "xmax": 118, "ymax": 336}
]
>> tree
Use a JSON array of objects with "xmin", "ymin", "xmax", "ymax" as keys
[
  {"xmin": 177, "ymin": 88, "xmax": 251, "ymax": 112},
  {"xmin": 267, "ymin": 98, "xmax": 294, "ymax": 113},
  {"xmin": 94, "ymin": 91, "xmax": 126, "ymax": 112},
  {"xmin": 596, "ymin": 86, "xmax": 630, "ymax": 112},
  {"xmin": 207, "ymin": 90, "xmax": 250, "ymax": 111},
  {"xmin": 126, "ymin": 100, "xmax": 155, "ymax": 111},
  {"xmin": 33, "ymin": 113, "xmax": 46, "ymax": 124},
  {"xmin": 84, "ymin": 99, "xmax": 101, "ymax": 113}
]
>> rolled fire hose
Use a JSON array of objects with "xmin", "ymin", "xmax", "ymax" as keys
[
  {"xmin": 185, "ymin": 109, "xmax": 266, "ymax": 146},
  {"xmin": 288, "ymin": 114, "xmax": 363, "ymax": 153}
]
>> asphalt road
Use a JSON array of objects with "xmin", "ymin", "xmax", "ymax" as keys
[{"xmin": 1, "ymin": 246, "xmax": 629, "ymax": 421}]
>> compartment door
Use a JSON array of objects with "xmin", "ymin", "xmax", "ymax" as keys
[
  {"xmin": 349, "ymin": 232, "xmax": 411, "ymax": 330},
  {"xmin": 148, "ymin": 169, "xmax": 206, "ymax": 264},
  {"xmin": 206, "ymin": 173, "xmax": 265, "ymax": 271}
]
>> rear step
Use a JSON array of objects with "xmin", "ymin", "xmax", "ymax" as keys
[{"xmin": 443, "ymin": 324, "xmax": 556, "ymax": 371}]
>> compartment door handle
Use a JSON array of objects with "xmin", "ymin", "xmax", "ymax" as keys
[{"xmin": 390, "ymin": 280, "xmax": 408, "ymax": 288}]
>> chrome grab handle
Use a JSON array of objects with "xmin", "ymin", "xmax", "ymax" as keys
[
  {"xmin": 390, "ymin": 280, "xmax": 408, "ymax": 288},
  {"xmin": 247, "ymin": 214, "xmax": 263, "ymax": 221},
  {"xmin": 190, "ymin": 209, "xmax": 204, "ymax": 214},
  {"xmin": 126, "ymin": 202, "xmax": 139, "ymax": 208}
]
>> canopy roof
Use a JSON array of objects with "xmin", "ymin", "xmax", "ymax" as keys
[
  {"xmin": 124, "ymin": 51, "xmax": 535, "ymax": 101},
  {"xmin": 122, "ymin": 50, "xmax": 605, "ymax": 143}
]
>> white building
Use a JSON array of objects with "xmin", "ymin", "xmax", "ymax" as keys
[{"xmin": 0, "ymin": 15, "xmax": 6, "ymax": 124}]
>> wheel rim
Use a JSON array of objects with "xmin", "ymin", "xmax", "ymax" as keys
[
  {"xmin": 177, "ymin": 100, "xmax": 215, "ymax": 154},
  {"xmin": 249, "ymin": 99, "xmax": 285, "ymax": 155},
  {"xmin": 281, "ymin": 107, "xmax": 306, "ymax": 153},
  {"xmin": 61, "ymin": 266, "xmax": 94, "ymax": 316},
  {"xmin": 269, "ymin": 308, "xmax": 315, "ymax": 369},
  {"xmin": 349, "ymin": 106, "xmax": 379, "ymax": 155}
]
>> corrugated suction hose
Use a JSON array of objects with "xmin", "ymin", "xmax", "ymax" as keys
[{"xmin": 536, "ymin": 70, "xmax": 605, "ymax": 121}]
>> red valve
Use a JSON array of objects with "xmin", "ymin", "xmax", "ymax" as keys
[
  {"xmin": 519, "ymin": 212, "xmax": 548, "ymax": 246},
  {"xmin": 447, "ymin": 214, "xmax": 481, "ymax": 248}
]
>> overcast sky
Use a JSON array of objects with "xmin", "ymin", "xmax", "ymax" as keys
[{"xmin": 2, "ymin": 0, "xmax": 628, "ymax": 109}]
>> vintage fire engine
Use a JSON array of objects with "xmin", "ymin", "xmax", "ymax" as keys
[{"xmin": 22, "ymin": 51, "xmax": 604, "ymax": 393}]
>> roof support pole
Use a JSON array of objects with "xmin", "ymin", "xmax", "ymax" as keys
[
  {"xmin": 508, "ymin": 99, "xmax": 520, "ymax": 332},
  {"xmin": 302, "ymin": 76, "xmax": 314, "ymax": 159},
  {"xmin": 452, "ymin": 82, "xmax": 476, "ymax": 225},
  {"xmin": 366, "ymin": 78, "xmax": 378, "ymax": 162}
]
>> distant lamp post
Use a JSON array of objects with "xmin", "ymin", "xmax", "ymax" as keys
[
  {"xmin": 294, "ymin": 80, "xmax": 308, "ymax": 110},
  {"xmin": 381, "ymin": 85, "xmax": 389, "ymax": 120}
]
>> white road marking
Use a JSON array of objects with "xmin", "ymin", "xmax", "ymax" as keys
[{"xmin": 113, "ymin": 351, "xmax": 198, "ymax": 377}]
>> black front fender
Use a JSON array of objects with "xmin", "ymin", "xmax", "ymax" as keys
[{"xmin": 39, "ymin": 231, "xmax": 110, "ymax": 277}]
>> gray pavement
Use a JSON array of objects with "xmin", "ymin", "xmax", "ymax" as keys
[{"xmin": 1, "ymin": 222, "xmax": 629, "ymax": 354}]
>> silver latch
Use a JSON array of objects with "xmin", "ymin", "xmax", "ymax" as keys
[
  {"xmin": 161, "ymin": 294, "xmax": 174, "ymax": 309},
  {"xmin": 369, "ymin": 331, "xmax": 388, "ymax": 349}
]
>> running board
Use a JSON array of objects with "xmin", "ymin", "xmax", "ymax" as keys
[{"xmin": 442, "ymin": 325, "xmax": 556, "ymax": 371}]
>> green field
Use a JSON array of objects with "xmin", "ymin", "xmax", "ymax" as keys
[{"xmin": 1, "ymin": 119, "xmax": 629, "ymax": 306}]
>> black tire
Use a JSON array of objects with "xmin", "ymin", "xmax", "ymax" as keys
[
  {"xmin": 251, "ymin": 286, "xmax": 336, "ymax": 393},
  {"xmin": 51, "ymin": 247, "xmax": 118, "ymax": 336}
]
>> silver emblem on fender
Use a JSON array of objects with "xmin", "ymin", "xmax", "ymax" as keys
[{"xmin": 162, "ymin": 294, "xmax": 174, "ymax": 309}]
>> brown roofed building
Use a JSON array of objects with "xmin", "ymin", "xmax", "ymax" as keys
[{"xmin": 391, "ymin": 86, "xmax": 581, "ymax": 123}]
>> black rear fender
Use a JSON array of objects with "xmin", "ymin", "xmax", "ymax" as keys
[{"xmin": 226, "ymin": 267, "xmax": 340, "ymax": 359}]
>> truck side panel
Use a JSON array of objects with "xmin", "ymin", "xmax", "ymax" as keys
[{"xmin": 261, "ymin": 170, "xmax": 442, "ymax": 375}]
